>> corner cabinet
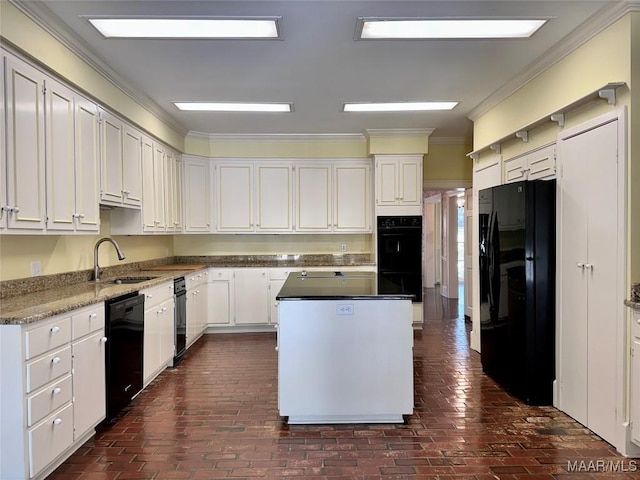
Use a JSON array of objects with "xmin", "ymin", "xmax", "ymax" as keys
[
  {"xmin": 0, "ymin": 303, "xmax": 106, "ymax": 480},
  {"xmin": 632, "ymin": 309, "xmax": 640, "ymax": 447},
  {"xmin": 374, "ymin": 155, "xmax": 423, "ymax": 216}
]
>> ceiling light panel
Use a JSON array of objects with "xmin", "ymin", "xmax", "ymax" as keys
[
  {"xmin": 174, "ymin": 102, "xmax": 292, "ymax": 112},
  {"xmin": 343, "ymin": 102, "xmax": 458, "ymax": 112},
  {"xmin": 357, "ymin": 18, "xmax": 548, "ymax": 39},
  {"xmin": 84, "ymin": 17, "xmax": 281, "ymax": 39}
]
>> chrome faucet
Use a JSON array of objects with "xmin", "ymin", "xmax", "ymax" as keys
[{"xmin": 93, "ymin": 237, "xmax": 126, "ymax": 282}]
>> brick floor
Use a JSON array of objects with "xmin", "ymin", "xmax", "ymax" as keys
[{"xmin": 48, "ymin": 290, "xmax": 639, "ymax": 479}]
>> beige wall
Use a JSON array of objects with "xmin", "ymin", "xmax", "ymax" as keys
[
  {"xmin": 423, "ymin": 142, "xmax": 473, "ymax": 182},
  {"xmin": 174, "ymin": 234, "xmax": 371, "ymax": 256},
  {"xmin": 0, "ymin": 212, "xmax": 173, "ymax": 281},
  {"xmin": 0, "ymin": 1, "xmax": 185, "ymax": 151}
]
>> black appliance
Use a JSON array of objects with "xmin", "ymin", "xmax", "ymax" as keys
[
  {"xmin": 377, "ymin": 215, "xmax": 422, "ymax": 302},
  {"xmin": 104, "ymin": 292, "xmax": 144, "ymax": 421},
  {"xmin": 174, "ymin": 277, "xmax": 187, "ymax": 364},
  {"xmin": 479, "ymin": 179, "xmax": 556, "ymax": 405}
]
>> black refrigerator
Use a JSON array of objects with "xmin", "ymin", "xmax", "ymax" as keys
[{"xmin": 478, "ymin": 179, "xmax": 555, "ymax": 405}]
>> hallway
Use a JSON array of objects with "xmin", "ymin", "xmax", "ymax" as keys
[{"xmin": 48, "ymin": 293, "xmax": 636, "ymax": 479}]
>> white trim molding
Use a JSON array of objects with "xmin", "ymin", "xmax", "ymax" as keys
[
  {"xmin": 364, "ymin": 128, "xmax": 435, "ymax": 139},
  {"xmin": 188, "ymin": 131, "xmax": 367, "ymax": 143}
]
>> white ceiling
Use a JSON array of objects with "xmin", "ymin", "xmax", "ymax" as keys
[{"xmin": 20, "ymin": 0, "xmax": 619, "ymax": 141}]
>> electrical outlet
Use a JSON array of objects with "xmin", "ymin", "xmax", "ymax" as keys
[
  {"xmin": 341, "ymin": 243, "xmax": 347, "ymax": 252},
  {"xmin": 30, "ymin": 261, "xmax": 42, "ymax": 277}
]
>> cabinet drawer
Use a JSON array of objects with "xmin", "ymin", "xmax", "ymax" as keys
[
  {"xmin": 268, "ymin": 269, "xmax": 297, "ymax": 281},
  {"xmin": 72, "ymin": 304, "xmax": 105, "ymax": 340},
  {"xmin": 27, "ymin": 374, "xmax": 72, "ymax": 427},
  {"xmin": 25, "ymin": 317, "xmax": 71, "ymax": 360},
  {"xmin": 187, "ymin": 271, "xmax": 207, "ymax": 288},
  {"xmin": 28, "ymin": 402, "xmax": 73, "ymax": 478},
  {"xmin": 141, "ymin": 281, "xmax": 174, "ymax": 307},
  {"xmin": 26, "ymin": 346, "xmax": 72, "ymax": 393},
  {"xmin": 210, "ymin": 269, "xmax": 232, "ymax": 281}
]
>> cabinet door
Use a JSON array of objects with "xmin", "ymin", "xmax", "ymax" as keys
[
  {"xmin": 153, "ymin": 144, "xmax": 166, "ymax": 231},
  {"xmin": 0, "ymin": 52, "xmax": 6, "ymax": 230},
  {"xmin": 632, "ymin": 326, "xmax": 640, "ymax": 446},
  {"xmin": 526, "ymin": 145, "xmax": 555, "ymax": 180},
  {"xmin": 503, "ymin": 154, "xmax": 527, "ymax": 184},
  {"xmin": 334, "ymin": 163, "xmax": 371, "ymax": 232},
  {"xmin": 173, "ymin": 155, "xmax": 183, "ymax": 231},
  {"xmin": 376, "ymin": 159, "xmax": 398, "ymax": 205},
  {"xmin": 5, "ymin": 53, "xmax": 46, "ymax": 230},
  {"xmin": 256, "ymin": 163, "xmax": 292, "ymax": 232},
  {"xmin": 74, "ymin": 96, "xmax": 100, "ymax": 231},
  {"xmin": 296, "ymin": 164, "xmax": 332, "ymax": 232},
  {"xmin": 209, "ymin": 271, "xmax": 233, "ymax": 325},
  {"xmin": 216, "ymin": 163, "xmax": 253, "ymax": 231},
  {"xmin": 121, "ymin": 124, "xmax": 143, "ymax": 208},
  {"xmin": 183, "ymin": 157, "xmax": 211, "ymax": 232},
  {"xmin": 141, "ymin": 135, "xmax": 157, "ymax": 232},
  {"xmin": 71, "ymin": 330, "xmax": 106, "ymax": 440},
  {"xmin": 269, "ymin": 279, "xmax": 286, "ymax": 325},
  {"xmin": 99, "ymin": 109, "xmax": 124, "ymax": 205},
  {"xmin": 45, "ymin": 78, "xmax": 76, "ymax": 232},
  {"xmin": 234, "ymin": 269, "xmax": 269, "ymax": 324},
  {"xmin": 164, "ymin": 152, "xmax": 180, "ymax": 232},
  {"xmin": 159, "ymin": 299, "xmax": 175, "ymax": 367},
  {"xmin": 399, "ymin": 158, "xmax": 421, "ymax": 205},
  {"xmin": 143, "ymin": 304, "xmax": 161, "ymax": 384}
]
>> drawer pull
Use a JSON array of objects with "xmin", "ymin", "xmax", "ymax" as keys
[
  {"xmin": 52, "ymin": 387, "xmax": 62, "ymax": 396},
  {"xmin": 53, "ymin": 418, "xmax": 62, "ymax": 426},
  {"xmin": 147, "ymin": 294, "xmax": 153, "ymax": 299},
  {"xmin": 89, "ymin": 313, "xmax": 97, "ymax": 319},
  {"xmin": 51, "ymin": 357, "xmax": 61, "ymax": 365},
  {"xmin": 50, "ymin": 326, "xmax": 60, "ymax": 334},
  {"xmin": 100, "ymin": 337, "xmax": 108, "ymax": 344}
]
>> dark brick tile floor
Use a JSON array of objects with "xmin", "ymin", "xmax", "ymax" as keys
[{"xmin": 48, "ymin": 289, "xmax": 639, "ymax": 479}]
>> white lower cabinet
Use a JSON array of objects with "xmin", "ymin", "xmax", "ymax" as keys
[
  {"xmin": 268, "ymin": 269, "xmax": 294, "ymax": 325},
  {"xmin": 186, "ymin": 271, "xmax": 209, "ymax": 347},
  {"xmin": 632, "ymin": 309, "xmax": 640, "ymax": 447},
  {"xmin": 208, "ymin": 269, "xmax": 234, "ymax": 325},
  {"xmin": 0, "ymin": 303, "xmax": 106, "ymax": 480},
  {"xmin": 141, "ymin": 281, "xmax": 175, "ymax": 386},
  {"xmin": 234, "ymin": 268, "xmax": 269, "ymax": 325}
]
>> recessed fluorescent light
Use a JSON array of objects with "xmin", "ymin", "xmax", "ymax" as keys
[
  {"xmin": 174, "ymin": 102, "xmax": 292, "ymax": 112},
  {"xmin": 84, "ymin": 17, "xmax": 281, "ymax": 39},
  {"xmin": 343, "ymin": 102, "xmax": 457, "ymax": 112},
  {"xmin": 357, "ymin": 18, "xmax": 547, "ymax": 39}
]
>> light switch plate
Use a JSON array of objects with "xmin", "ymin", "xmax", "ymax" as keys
[{"xmin": 30, "ymin": 261, "xmax": 42, "ymax": 277}]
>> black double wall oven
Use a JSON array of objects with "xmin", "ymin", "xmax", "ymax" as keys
[{"xmin": 377, "ymin": 215, "xmax": 422, "ymax": 302}]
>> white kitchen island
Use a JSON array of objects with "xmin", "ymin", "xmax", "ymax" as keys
[{"xmin": 276, "ymin": 271, "xmax": 414, "ymax": 424}]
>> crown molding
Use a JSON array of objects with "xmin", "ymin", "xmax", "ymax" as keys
[
  {"xmin": 188, "ymin": 131, "xmax": 367, "ymax": 143},
  {"xmin": 9, "ymin": 0, "xmax": 188, "ymax": 136},
  {"xmin": 364, "ymin": 128, "xmax": 435, "ymax": 139},
  {"xmin": 467, "ymin": 0, "xmax": 639, "ymax": 122}
]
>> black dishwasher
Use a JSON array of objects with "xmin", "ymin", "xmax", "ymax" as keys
[{"xmin": 104, "ymin": 292, "xmax": 145, "ymax": 421}]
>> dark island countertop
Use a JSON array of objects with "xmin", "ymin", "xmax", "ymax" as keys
[{"xmin": 276, "ymin": 271, "xmax": 414, "ymax": 301}]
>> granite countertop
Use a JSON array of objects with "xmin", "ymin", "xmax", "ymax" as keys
[
  {"xmin": 0, "ymin": 254, "xmax": 375, "ymax": 325},
  {"xmin": 276, "ymin": 271, "xmax": 413, "ymax": 301},
  {"xmin": 624, "ymin": 283, "xmax": 640, "ymax": 309}
]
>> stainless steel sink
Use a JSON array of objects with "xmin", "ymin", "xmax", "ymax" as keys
[{"xmin": 101, "ymin": 276, "xmax": 157, "ymax": 285}]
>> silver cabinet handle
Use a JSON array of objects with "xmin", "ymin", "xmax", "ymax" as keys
[
  {"xmin": 51, "ymin": 326, "xmax": 60, "ymax": 334},
  {"xmin": 585, "ymin": 264, "xmax": 593, "ymax": 270},
  {"xmin": 53, "ymin": 418, "xmax": 63, "ymax": 426},
  {"xmin": 12, "ymin": 207, "xmax": 19, "ymax": 213},
  {"xmin": 51, "ymin": 356, "xmax": 61, "ymax": 365},
  {"xmin": 100, "ymin": 337, "xmax": 108, "ymax": 343},
  {"xmin": 577, "ymin": 263, "xmax": 584, "ymax": 269},
  {"xmin": 90, "ymin": 313, "xmax": 97, "ymax": 319},
  {"xmin": 52, "ymin": 387, "xmax": 62, "ymax": 396}
]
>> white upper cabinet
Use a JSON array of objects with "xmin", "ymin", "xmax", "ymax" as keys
[
  {"xmin": 375, "ymin": 155, "xmax": 423, "ymax": 215},
  {"xmin": 3, "ymin": 51, "xmax": 47, "ymax": 231},
  {"xmin": 333, "ymin": 162, "xmax": 372, "ymax": 233},
  {"xmin": 140, "ymin": 134, "xmax": 156, "ymax": 231},
  {"xmin": 183, "ymin": 156, "xmax": 212, "ymax": 233},
  {"xmin": 503, "ymin": 144, "xmax": 556, "ymax": 183},
  {"xmin": 164, "ymin": 150, "xmax": 182, "ymax": 233},
  {"xmin": 99, "ymin": 109, "xmax": 142, "ymax": 209},
  {"xmin": 295, "ymin": 164, "xmax": 332, "ymax": 232},
  {"xmin": 45, "ymin": 78, "xmax": 100, "ymax": 233},
  {"xmin": 153, "ymin": 143, "xmax": 167, "ymax": 231},
  {"xmin": 216, "ymin": 162, "xmax": 254, "ymax": 232},
  {"xmin": 256, "ymin": 163, "xmax": 293, "ymax": 232},
  {"xmin": 0, "ymin": 53, "xmax": 5, "ymax": 231}
]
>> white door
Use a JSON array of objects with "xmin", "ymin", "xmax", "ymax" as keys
[
  {"xmin": 558, "ymin": 118, "xmax": 619, "ymax": 445},
  {"xmin": 334, "ymin": 163, "xmax": 371, "ymax": 232},
  {"xmin": 0, "ymin": 52, "xmax": 6, "ymax": 230},
  {"xmin": 99, "ymin": 109, "xmax": 124, "ymax": 205},
  {"xmin": 72, "ymin": 330, "xmax": 106, "ymax": 440},
  {"xmin": 209, "ymin": 279, "xmax": 232, "ymax": 325},
  {"xmin": 172, "ymin": 155, "xmax": 183, "ymax": 231},
  {"xmin": 5, "ymin": 53, "xmax": 46, "ymax": 230},
  {"xmin": 45, "ymin": 78, "xmax": 76, "ymax": 231},
  {"xmin": 153, "ymin": 144, "xmax": 166, "ymax": 231},
  {"xmin": 183, "ymin": 157, "xmax": 211, "ymax": 233},
  {"xmin": 296, "ymin": 164, "xmax": 332, "ymax": 232},
  {"xmin": 74, "ymin": 95, "xmax": 100, "ymax": 231},
  {"xmin": 399, "ymin": 158, "xmax": 421, "ymax": 205},
  {"xmin": 256, "ymin": 163, "xmax": 292, "ymax": 232},
  {"xmin": 217, "ymin": 163, "xmax": 253, "ymax": 231},
  {"xmin": 234, "ymin": 269, "xmax": 269, "ymax": 324},
  {"xmin": 269, "ymin": 279, "xmax": 286, "ymax": 325},
  {"xmin": 140, "ymin": 135, "xmax": 156, "ymax": 232},
  {"xmin": 464, "ymin": 188, "xmax": 473, "ymax": 319},
  {"xmin": 121, "ymin": 126, "xmax": 142, "ymax": 208},
  {"xmin": 376, "ymin": 158, "xmax": 398, "ymax": 205},
  {"xmin": 632, "ymin": 326, "xmax": 640, "ymax": 446}
]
